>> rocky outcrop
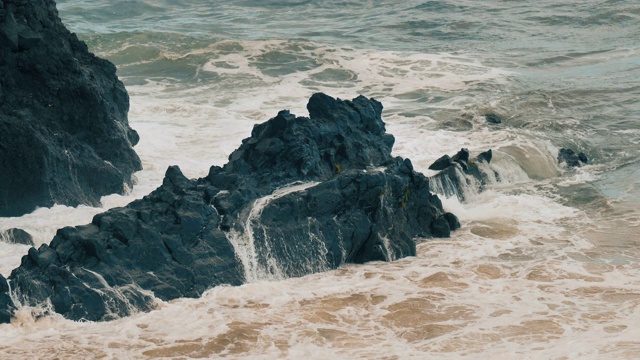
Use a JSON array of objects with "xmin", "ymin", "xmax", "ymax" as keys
[
  {"xmin": 0, "ymin": 228, "xmax": 34, "ymax": 246},
  {"xmin": 0, "ymin": 94, "xmax": 458, "ymax": 323},
  {"xmin": 558, "ymin": 148, "xmax": 588, "ymax": 168},
  {"xmin": 427, "ymin": 148, "xmax": 495, "ymax": 200},
  {"xmin": 0, "ymin": 0, "xmax": 141, "ymax": 217}
]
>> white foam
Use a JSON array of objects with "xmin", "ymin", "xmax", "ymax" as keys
[
  {"xmin": 227, "ymin": 181, "xmax": 320, "ymax": 282},
  {"xmin": 3, "ymin": 37, "xmax": 639, "ymax": 359}
]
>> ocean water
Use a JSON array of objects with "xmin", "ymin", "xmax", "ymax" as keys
[{"xmin": 1, "ymin": 0, "xmax": 640, "ymax": 358}]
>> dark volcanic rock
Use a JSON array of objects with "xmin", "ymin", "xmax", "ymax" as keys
[
  {"xmin": 428, "ymin": 155, "xmax": 454, "ymax": 171},
  {"xmin": 477, "ymin": 149, "xmax": 492, "ymax": 164},
  {"xmin": 0, "ymin": 93, "xmax": 457, "ymax": 323},
  {"xmin": 431, "ymin": 212, "xmax": 461, "ymax": 238},
  {"xmin": 0, "ymin": 228, "xmax": 34, "ymax": 246},
  {"xmin": 0, "ymin": 0, "xmax": 141, "ymax": 217},
  {"xmin": 484, "ymin": 113, "xmax": 502, "ymax": 124},
  {"xmin": 0, "ymin": 274, "xmax": 14, "ymax": 324},
  {"xmin": 452, "ymin": 148, "xmax": 470, "ymax": 169},
  {"xmin": 558, "ymin": 148, "xmax": 588, "ymax": 168},
  {"xmin": 427, "ymin": 148, "xmax": 495, "ymax": 200},
  {"xmin": 443, "ymin": 212, "xmax": 461, "ymax": 231}
]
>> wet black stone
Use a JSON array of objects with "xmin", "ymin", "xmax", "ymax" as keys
[
  {"xmin": 0, "ymin": 0, "xmax": 141, "ymax": 217},
  {"xmin": 578, "ymin": 152, "xmax": 588, "ymax": 164},
  {"xmin": 485, "ymin": 113, "xmax": 502, "ymax": 124},
  {"xmin": 443, "ymin": 212, "xmax": 461, "ymax": 231},
  {"xmin": 0, "ymin": 228, "xmax": 33, "ymax": 246},
  {"xmin": 0, "ymin": 93, "xmax": 456, "ymax": 323},
  {"xmin": 427, "ymin": 148, "xmax": 494, "ymax": 200},
  {"xmin": 0, "ymin": 274, "xmax": 13, "ymax": 324},
  {"xmin": 452, "ymin": 148, "xmax": 470, "ymax": 164},
  {"xmin": 428, "ymin": 155, "xmax": 454, "ymax": 171},
  {"xmin": 477, "ymin": 149, "xmax": 492, "ymax": 164},
  {"xmin": 431, "ymin": 215, "xmax": 451, "ymax": 238},
  {"xmin": 558, "ymin": 148, "xmax": 588, "ymax": 168}
]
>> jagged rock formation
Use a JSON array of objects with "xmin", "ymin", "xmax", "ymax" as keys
[
  {"xmin": 427, "ymin": 148, "xmax": 495, "ymax": 200},
  {"xmin": 0, "ymin": 0, "xmax": 141, "ymax": 217},
  {"xmin": 0, "ymin": 94, "xmax": 459, "ymax": 323}
]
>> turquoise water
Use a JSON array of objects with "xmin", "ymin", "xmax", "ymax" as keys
[
  {"xmin": 60, "ymin": 0, "xmax": 640, "ymax": 212},
  {"xmin": 1, "ymin": 1, "xmax": 639, "ymax": 358}
]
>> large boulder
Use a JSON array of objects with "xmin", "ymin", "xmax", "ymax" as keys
[
  {"xmin": 0, "ymin": 93, "xmax": 458, "ymax": 322},
  {"xmin": 0, "ymin": 0, "xmax": 141, "ymax": 217}
]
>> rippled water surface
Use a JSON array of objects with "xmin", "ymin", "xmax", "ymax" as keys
[{"xmin": 1, "ymin": 1, "xmax": 639, "ymax": 358}]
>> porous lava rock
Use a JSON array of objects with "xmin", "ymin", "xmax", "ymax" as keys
[{"xmin": 0, "ymin": 93, "xmax": 458, "ymax": 323}]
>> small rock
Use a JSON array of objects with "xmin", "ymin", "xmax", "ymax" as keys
[
  {"xmin": 0, "ymin": 274, "xmax": 14, "ymax": 324},
  {"xmin": 428, "ymin": 155, "xmax": 454, "ymax": 171},
  {"xmin": 477, "ymin": 149, "xmax": 492, "ymax": 163},
  {"xmin": 452, "ymin": 148, "xmax": 470, "ymax": 164},
  {"xmin": 431, "ymin": 215, "xmax": 451, "ymax": 238},
  {"xmin": 0, "ymin": 228, "xmax": 34, "ymax": 246},
  {"xmin": 427, "ymin": 148, "xmax": 494, "ymax": 200},
  {"xmin": 443, "ymin": 212, "xmax": 461, "ymax": 231},
  {"xmin": 578, "ymin": 152, "xmax": 588, "ymax": 164},
  {"xmin": 484, "ymin": 114, "xmax": 502, "ymax": 124},
  {"xmin": 558, "ymin": 148, "xmax": 588, "ymax": 168}
]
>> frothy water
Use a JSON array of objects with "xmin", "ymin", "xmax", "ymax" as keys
[{"xmin": 1, "ymin": 0, "xmax": 639, "ymax": 358}]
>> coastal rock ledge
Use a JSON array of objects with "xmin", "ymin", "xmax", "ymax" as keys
[
  {"xmin": 0, "ymin": 0, "xmax": 141, "ymax": 217},
  {"xmin": 0, "ymin": 93, "xmax": 459, "ymax": 323}
]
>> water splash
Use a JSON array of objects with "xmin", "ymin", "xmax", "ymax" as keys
[{"xmin": 226, "ymin": 182, "xmax": 320, "ymax": 282}]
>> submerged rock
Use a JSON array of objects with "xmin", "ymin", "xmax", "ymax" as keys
[
  {"xmin": 484, "ymin": 113, "xmax": 502, "ymax": 124},
  {"xmin": 0, "ymin": 93, "xmax": 458, "ymax": 323},
  {"xmin": 428, "ymin": 155, "xmax": 454, "ymax": 171},
  {"xmin": 558, "ymin": 148, "xmax": 588, "ymax": 168},
  {"xmin": 0, "ymin": 274, "xmax": 13, "ymax": 324},
  {"xmin": 0, "ymin": 228, "xmax": 34, "ymax": 246},
  {"xmin": 0, "ymin": 0, "xmax": 141, "ymax": 217}
]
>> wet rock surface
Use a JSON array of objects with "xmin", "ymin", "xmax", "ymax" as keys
[
  {"xmin": 0, "ymin": 0, "xmax": 141, "ymax": 217},
  {"xmin": 427, "ymin": 148, "xmax": 495, "ymax": 200},
  {"xmin": 0, "ymin": 93, "xmax": 457, "ymax": 323},
  {"xmin": 484, "ymin": 113, "xmax": 502, "ymax": 124},
  {"xmin": 0, "ymin": 228, "xmax": 34, "ymax": 246},
  {"xmin": 0, "ymin": 274, "xmax": 12, "ymax": 323},
  {"xmin": 558, "ymin": 148, "xmax": 588, "ymax": 168}
]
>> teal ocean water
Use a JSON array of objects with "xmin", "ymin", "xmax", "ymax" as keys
[{"xmin": 1, "ymin": 1, "xmax": 639, "ymax": 358}]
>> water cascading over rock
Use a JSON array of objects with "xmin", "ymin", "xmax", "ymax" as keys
[
  {"xmin": 0, "ymin": 0, "xmax": 141, "ymax": 217},
  {"xmin": 427, "ymin": 148, "xmax": 496, "ymax": 200},
  {"xmin": 0, "ymin": 93, "xmax": 459, "ymax": 323}
]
